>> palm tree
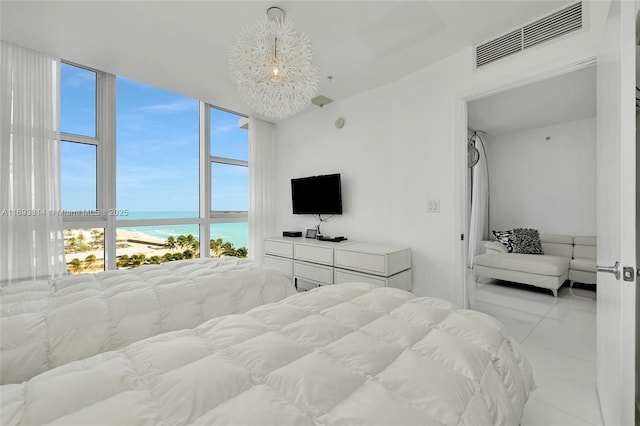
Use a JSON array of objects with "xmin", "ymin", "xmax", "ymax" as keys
[
  {"xmin": 235, "ymin": 247, "xmax": 248, "ymax": 258},
  {"xmin": 185, "ymin": 234, "xmax": 197, "ymax": 251},
  {"xmin": 176, "ymin": 235, "xmax": 187, "ymax": 251},
  {"xmin": 68, "ymin": 258, "xmax": 82, "ymax": 273},
  {"xmin": 77, "ymin": 232, "xmax": 91, "ymax": 252},
  {"xmin": 172, "ymin": 252, "xmax": 184, "ymax": 261},
  {"xmin": 130, "ymin": 253, "xmax": 146, "ymax": 267},
  {"xmin": 84, "ymin": 254, "xmax": 97, "ymax": 271},
  {"xmin": 66, "ymin": 237, "xmax": 77, "ymax": 253},
  {"xmin": 117, "ymin": 255, "xmax": 129, "ymax": 268},
  {"xmin": 210, "ymin": 238, "xmax": 224, "ymax": 257},
  {"xmin": 91, "ymin": 229, "xmax": 104, "ymax": 249},
  {"xmin": 221, "ymin": 242, "xmax": 236, "ymax": 257},
  {"xmin": 165, "ymin": 236, "xmax": 176, "ymax": 252}
]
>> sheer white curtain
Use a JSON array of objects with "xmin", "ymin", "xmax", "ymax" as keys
[
  {"xmin": 0, "ymin": 41, "xmax": 64, "ymax": 284},
  {"xmin": 467, "ymin": 139, "xmax": 489, "ymax": 268},
  {"xmin": 248, "ymin": 116, "xmax": 277, "ymax": 262}
]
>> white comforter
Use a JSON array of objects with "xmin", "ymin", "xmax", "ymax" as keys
[
  {"xmin": 2, "ymin": 283, "xmax": 534, "ymax": 425},
  {"xmin": 0, "ymin": 258, "xmax": 295, "ymax": 384}
]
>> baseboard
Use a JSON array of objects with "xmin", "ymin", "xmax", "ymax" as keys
[{"xmin": 636, "ymin": 400, "xmax": 640, "ymax": 426}]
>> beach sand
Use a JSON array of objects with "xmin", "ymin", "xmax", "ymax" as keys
[{"xmin": 65, "ymin": 229, "xmax": 179, "ymax": 271}]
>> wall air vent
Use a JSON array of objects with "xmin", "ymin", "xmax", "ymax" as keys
[
  {"xmin": 523, "ymin": 2, "xmax": 582, "ymax": 49},
  {"xmin": 475, "ymin": 2, "xmax": 583, "ymax": 69},
  {"xmin": 476, "ymin": 29, "xmax": 522, "ymax": 68}
]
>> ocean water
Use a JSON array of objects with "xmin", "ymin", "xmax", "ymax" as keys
[{"xmin": 118, "ymin": 211, "xmax": 248, "ymax": 248}]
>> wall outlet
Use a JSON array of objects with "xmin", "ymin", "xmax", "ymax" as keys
[{"xmin": 427, "ymin": 199, "xmax": 440, "ymax": 213}]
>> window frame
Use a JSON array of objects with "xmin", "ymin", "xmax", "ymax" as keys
[
  {"xmin": 59, "ymin": 62, "xmax": 250, "ymax": 271},
  {"xmin": 207, "ymin": 105, "xmax": 249, "ymax": 223},
  {"xmin": 60, "ymin": 61, "xmax": 108, "ymax": 272}
]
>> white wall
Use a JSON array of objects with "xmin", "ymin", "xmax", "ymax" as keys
[
  {"xmin": 486, "ymin": 117, "xmax": 597, "ymax": 236},
  {"xmin": 274, "ymin": 88, "xmax": 394, "ymax": 243},
  {"xmin": 273, "ymin": 2, "xmax": 609, "ymax": 304}
]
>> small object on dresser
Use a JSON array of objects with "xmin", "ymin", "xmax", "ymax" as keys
[
  {"xmin": 318, "ymin": 236, "xmax": 347, "ymax": 242},
  {"xmin": 305, "ymin": 229, "xmax": 318, "ymax": 239},
  {"xmin": 283, "ymin": 231, "xmax": 302, "ymax": 237}
]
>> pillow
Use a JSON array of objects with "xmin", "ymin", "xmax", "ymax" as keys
[
  {"xmin": 485, "ymin": 241, "xmax": 509, "ymax": 254},
  {"xmin": 492, "ymin": 230, "xmax": 514, "ymax": 253},
  {"xmin": 511, "ymin": 228, "xmax": 544, "ymax": 254}
]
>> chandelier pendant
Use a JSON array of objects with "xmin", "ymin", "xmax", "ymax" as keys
[{"xmin": 229, "ymin": 7, "xmax": 320, "ymax": 120}]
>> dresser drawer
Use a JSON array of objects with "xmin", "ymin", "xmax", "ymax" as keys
[
  {"xmin": 264, "ymin": 239, "xmax": 293, "ymax": 257},
  {"xmin": 334, "ymin": 269, "xmax": 386, "ymax": 287},
  {"xmin": 263, "ymin": 255, "xmax": 293, "ymax": 276},
  {"xmin": 296, "ymin": 280, "xmax": 319, "ymax": 292},
  {"xmin": 294, "ymin": 243, "xmax": 333, "ymax": 265},
  {"xmin": 294, "ymin": 261, "xmax": 333, "ymax": 284},
  {"xmin": 335, "ymin": 250, "xmax": 387, "ymax": 275},
  {"xmin": 335, "ymin": 244, "xmax": 411, "ymax": 277}
]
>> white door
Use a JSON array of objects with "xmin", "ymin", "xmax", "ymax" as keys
[{"xmin": 595, "ymin": 0, "xmax": 636, "ymax": 424}]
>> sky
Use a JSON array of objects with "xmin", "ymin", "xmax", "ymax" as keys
[{"xmin": 59, "ymin": 63, "xmax": 249, "ymax": 215}]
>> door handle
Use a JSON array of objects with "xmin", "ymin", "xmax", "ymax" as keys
[{"xmin": 597, "ymin": 261, "xmax": 621, "ymax": 280}]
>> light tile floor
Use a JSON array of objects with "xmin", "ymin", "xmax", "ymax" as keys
[{"xmin": 470, "ymin": 277, "xmax": 602, "ymax": 426}]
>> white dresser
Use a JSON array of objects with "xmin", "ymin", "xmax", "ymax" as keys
[{"xmin": 263, "ymin": 237, "xmax": 412, "ymax": 292}]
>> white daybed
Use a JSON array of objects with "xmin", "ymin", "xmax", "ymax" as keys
[
  {"xmin": 0, "ymin": 257, "xmax": 295, "ymax": 384},
  {"xmin": 1, "ymin": 283, "xmax": 534, "ymax": 426}
]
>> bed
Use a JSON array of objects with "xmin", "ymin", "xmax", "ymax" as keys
[
  {"xmin": 0, "ymin": 257, "xmax": 295, "ymax": 385},
  {"xmin": 1, "ymin": 283, "xmax": 534, "ymax": 425}
]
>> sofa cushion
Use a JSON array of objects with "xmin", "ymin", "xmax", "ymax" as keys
[
  {"xmin": 511, "ymin": 228, "xmax": 544, "ymax": 255},
  {"xmin": 541, "ymin": 243, "xmax": 573, "ymax": 258},
  {"xmin": 473, "ymin": 253, "xmax": 570, "ymax": 277},
  {"xmin": 539, "ymin": 234, "xmax": 574, "ymax": 245},
  {"xmin": 573, "ymin": 245, "xmax": 596, "ymax": 260},
  {"xmin": 570, "ymin": 258, "xmax": 596, "ymax": 273},
  {"xmin": 574, "ymin": 236, "xmax": 596, "ymax": 246}
]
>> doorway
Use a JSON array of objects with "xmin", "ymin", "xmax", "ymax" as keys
[{"xmin": 462, "ymin": 64, "xmax": 602, "ymax": 424}]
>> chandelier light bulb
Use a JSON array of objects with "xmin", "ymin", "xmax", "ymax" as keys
[{"xmin": 269, "ymin": 57, "xmax": 283, "ymax": 83}]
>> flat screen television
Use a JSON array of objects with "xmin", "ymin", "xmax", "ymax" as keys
[{"xmin": 291, "ymin": 173, "xmax": 343, "ymax": 215}]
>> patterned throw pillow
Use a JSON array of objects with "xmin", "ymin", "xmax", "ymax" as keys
[
  {"xmin": 511, "ymin": 228, "xmax": 544, "ymax": 255},
  {"xmin": 492, "ymin": 230, "xmax": 514, "ymax": 253}
]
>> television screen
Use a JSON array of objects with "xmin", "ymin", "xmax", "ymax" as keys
[{"xmin": 291, "ymin": 173, "xmax": 342, "ymax": 215}]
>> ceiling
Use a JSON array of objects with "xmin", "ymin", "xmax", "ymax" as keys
[
  {"xmin": 1, "ymin": 0, "xmax": 571, "ymax": 121},
  {"xmin": 468, "ymin": 64, "xmax": 596, "ymax": 134}
]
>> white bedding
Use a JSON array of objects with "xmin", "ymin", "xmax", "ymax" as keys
[
  {"xmin": 0, "ymin": 258, "xmax": 295, "ymax": 384},
  {"xmin": 1, "ymin": 283, "xmax": 534, "ymax": 425}
]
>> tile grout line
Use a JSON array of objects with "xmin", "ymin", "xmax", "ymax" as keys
[
  {"xmin": 523, "ymin": 341, "xmax": 596, "ymax": 365},
  {"xmin": 520, "ymin": 295, "xmax": 559, "ymax": 342},
  {"xmin": 519, "ymin": 314, "xmax": 547, "ymax": 344},
  {"xmin": 527, "ymin": 396, "xmax": 598, "ymax": 426}
]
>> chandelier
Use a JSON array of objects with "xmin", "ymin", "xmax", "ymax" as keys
[{"xmin": 229, "ymin": 7, "xmax": 319, "ymax": 120}]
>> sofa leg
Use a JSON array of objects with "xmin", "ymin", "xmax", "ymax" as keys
[{"xmin": 552, "ymin": 289, "xmax": 558, "ymax": 297}]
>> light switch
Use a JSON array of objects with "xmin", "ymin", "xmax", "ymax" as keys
[{"xmin": 427, "ymin": 199, "xmax": 440, "ymax": 213}]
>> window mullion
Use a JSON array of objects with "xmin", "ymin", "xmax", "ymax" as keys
[
  {"xmin": 97, "ymin": 71, "xmax": 117, "ymax": 270},
  {"xmin": 210, "ymin": 156, "xmax": 248, "ymax": 167},
  {"xmin": 199, "ymin": 102, "xmax": 211, "ymax": 258},
  {"xmin": 60, "ymin": 133, "xmax": 98, "ymax": 146}
]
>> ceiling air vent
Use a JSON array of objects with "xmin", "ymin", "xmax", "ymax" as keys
[
  {"xmin": 523, "ymin": 2, "xmax": 582, "ymax": 49},
  {"xmin": 475, "ymin": 2, "xmax": 583, "ymax": 69}
]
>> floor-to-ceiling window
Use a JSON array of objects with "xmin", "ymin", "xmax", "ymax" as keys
[
  {"xmin": 59, "ymin": 63, "xmax": 249, "ymax": 274},
  {"xmin": 209, "ymin": 107, "xmax": 248, "ymax": 257},
  {"xmin": 115, "ymin": 77, "xmax": 200, "ymax": 267},
  {"xmin": 60, "ymin": 63, "xmax": 105, "ymax": 273}
]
